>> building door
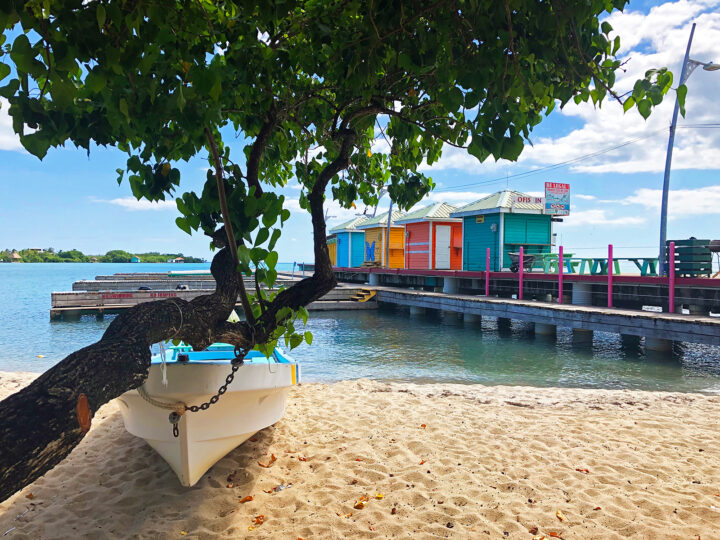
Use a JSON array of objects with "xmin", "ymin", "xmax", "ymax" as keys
[{"xmin": 435, "ymin": 225, "xmax": 451, "ymax": 269}]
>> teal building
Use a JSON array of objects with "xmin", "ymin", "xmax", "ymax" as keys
[{"xmin": 450, "ymin": 190, "xmax": 552, "ymax": 271}]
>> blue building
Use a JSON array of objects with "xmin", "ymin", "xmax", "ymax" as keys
[
  {"xmin": 328, "ymin": 216, "xmax": 370, "ymax": 268},
  {"xmin": 450, "ymin": 190, "xmax": 551, "ymax": 271}
]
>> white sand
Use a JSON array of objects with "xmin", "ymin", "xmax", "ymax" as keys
[{"xmin": 1, "ymin": 371, "xmax": 720, "ymax": 539}]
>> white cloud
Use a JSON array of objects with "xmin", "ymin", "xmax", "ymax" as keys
[
  {"xmin": 91, "ymin": 197, "xmax": 178, "ymax": 211},
  {"xmin": 625, "ymin": 185, "xmax": 720, "ymax": 216},
  {"xmin": 575, "ymin": 194, "xmax": 597, "ymax": 201},
  {"xmin": 421, "ymin": 1, "xmax": 720, "ymax": 176},
  {"xmin": 0, "ymin": 98, "xmax": 23, "ymax": 152},
  {"xmin": 562, "ymin": 209, "xmax": 646, "ymax": 227}
]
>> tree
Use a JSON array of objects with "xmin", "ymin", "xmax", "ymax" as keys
[
  {"xmin": 102, "ymin": 249, "xmax": 133, "ymax": 263},
  {"xmin": 0, "ymin": 0, "xmax": 676, "ymax": 501}
]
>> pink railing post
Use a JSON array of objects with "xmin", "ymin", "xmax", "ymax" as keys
[
  {"xmin": 669, "ymin": 241, "xmax": 676, "ymax": 313},
  {"xmin": 607, "ymin": 244, "xmax": 613, "ymax": 308},
  {"xmin": 485, "ymin": 247, "xmax": 490, "ymax": 296},
  {"xmin": 558, "ymin": 246, "xmax": 564, "ymax": 304},
  {"xmin": 518, "ymin": 246, "xmax": 524, "ymax": 300}
]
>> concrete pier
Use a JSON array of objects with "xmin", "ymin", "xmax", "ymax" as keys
[
  {"xmin": 463, "ymin": 313, "xmax": 481, "ymax": 324},
  {"xmin": 645, "ymin": 337, "xmax": 673, "ymax": 352},
  {"xmin": 572, "ymin": 328, "xmax": 594, "ymax": 343},
  {"xmin": 534, "ymin": 322, "xmax": 556, "ymax": 336},
  {"xmin": 369, "ymin": 273, "xmax": 380, "ymax": 286},
  {"xmin": 442, "ymin": 277, "xmax": 459, "ymax": 294},
  {"xmin": 572, "ymin": 283, "xmax": 593, "ymax": 306}
]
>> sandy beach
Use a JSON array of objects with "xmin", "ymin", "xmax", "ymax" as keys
[{"xmin": 1, "ymin": 372, "xmax": 719, "ymax": 539}]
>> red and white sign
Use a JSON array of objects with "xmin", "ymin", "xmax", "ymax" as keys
[
  {"xmin": 511, "ymin": 194, "xmax": 544, "ymax": 206},
  {"xmin": 545, "ymin": 182, "xmax": 570, "ymax": 215}
]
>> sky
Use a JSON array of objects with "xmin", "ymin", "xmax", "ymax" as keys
[{"xmin": 1, "ymin": 0, "xmax": 719, "ymax": 262}]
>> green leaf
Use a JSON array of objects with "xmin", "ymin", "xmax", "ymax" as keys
[
  {"xmin": 0, "ymin": 63, "xmax": 10, "ymax": 82},
  {"xmin": 501, "ymin": 135, "xmax": 524, "ymax": 161},
  {"xmin": 268, "ymin": 229, "xmax": 282, "ymax": 251},
  {"xmin": 254, "ymin": 227, "xmax": 269, "ymax": 246},
  {"xmin": 304, "ymin": 331, "xmax": 313, "ymax": 345},
  {"xmin": 676, "ymin": 84, "xmax": 687, "ymax": 117},
  {"xmin": 622, "ymin": 96, "xmax": 635, "ymax": 112},
  {"xmin": 20, "ymin": 133, "xmax": 51, "ymax": 159},
  {"xmin": 175, "ymin": 217, "xmax": 191, "ymax": 235},
  {"xmin": 289, "ymin": 333, "xmax": 303, "ymax": 349},
  {"xmin": 637, "ymin": 98, "xmax": 651, "ymax": 120},
  {"xmin": 118, "ymin": 98, "xmax": 130, "ymax": 120},
  {"xmin": 265, "ymin": 250, "xmax": 278, "ymax": 269},
  {"xmin": 96, "ymin": 5, "xmax": 106, "ymax": 28}
]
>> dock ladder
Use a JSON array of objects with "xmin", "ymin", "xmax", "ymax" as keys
[{"xmin": 350, "ymin": 288, "xmax": 377, "ymax": 302}]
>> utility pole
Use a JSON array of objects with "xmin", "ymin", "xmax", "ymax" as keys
[{"xmin": 658, "ymin": 23, "xmax": 695, "ymax": 276}]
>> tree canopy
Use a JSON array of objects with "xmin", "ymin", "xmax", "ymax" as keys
[{"xmin": 0, "ymin": 0, "xmax": 677, "ymax": 501}]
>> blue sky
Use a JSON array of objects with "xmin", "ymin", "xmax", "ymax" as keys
[{"xmin": 1, "ymin": 0, "xmax": 719, "ymax": 262}]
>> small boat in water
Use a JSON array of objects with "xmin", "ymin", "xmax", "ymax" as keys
[{"xmin": 118, "ymin": 343, "xmax": 299, "ymax": 486}]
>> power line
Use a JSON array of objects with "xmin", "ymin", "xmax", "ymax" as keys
[{"xmin": 434, "ymin": 128, "xmax": 669, "ymax": 193}]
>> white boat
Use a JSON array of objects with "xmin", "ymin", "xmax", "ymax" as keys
[{"xmin": 117, "ymin": 344, "xmax": 299, "ymax": 487}]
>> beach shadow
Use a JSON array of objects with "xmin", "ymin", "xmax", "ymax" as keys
[{"xmin": 0, "ymin": 405, "xmax": 279, "ymax": 539}]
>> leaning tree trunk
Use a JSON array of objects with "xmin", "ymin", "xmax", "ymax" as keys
[
  {"xmin": 0, "ymin": 247, "xmax": 243, "ymax": 502},
  {"xmin": 0, "ymin": 127, "xmax": 347, "ymax": 503}
]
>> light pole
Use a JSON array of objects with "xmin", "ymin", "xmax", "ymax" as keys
[{"xmin": 658, "ymin": 22, "xmax": 719, "ymax": 275}]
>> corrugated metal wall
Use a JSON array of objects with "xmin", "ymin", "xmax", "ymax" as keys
[
  {"xmin": 350, "ymin": 232, "xmax": 365, "ymax": 267},
  {"xmin": 502, "ymin": 214, "xmax": 551, "ymax": 268},
  {"xmin": 336, "ymin": 232, "xmax": 349, "ymax": 267},
  {"xmin": 364, "ymin": 228, "xmax": 383, "ymax": 264},
  {"xmin": 364, "ymin": 227, "xmax": 405, "ymax": 268},
  {"xmin": 388, "ymin": 227, "xmax": 405, "ymax": 268},
  {"xmin": 328, "ymin": 240, "xmax": 337, "ymax": 266},
  {"xmin": 405, "ymin": 222, "xmax": 430, "ymax": 269},
  {"xmin": 430, "ymin": 221, "xmax": 463, "ymax": 270},
  {"xmin": 462, "ymin": 214, "xmax": 500, "ymax": 271}
]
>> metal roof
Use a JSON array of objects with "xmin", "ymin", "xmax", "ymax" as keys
[
  {"xmin": 356, "ymin": 210, "xmax": 405, "ymax": 229},
  {"xmin": 328, "ymin": 215, "xmax": 371, "ymax": 233},
  {"xmin": 395, "ymin": 202, "xmax": 460, "ymax": 223},
  {"xmin": 450, "ymin": 190, "xmax": 544, "ymax": 217}
]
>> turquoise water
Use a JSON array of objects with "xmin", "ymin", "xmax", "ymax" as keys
[{"xmin": 1, "ymin": 263, "xmax": 720, "ymax": 393}]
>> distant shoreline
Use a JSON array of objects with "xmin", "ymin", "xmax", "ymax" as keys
[{"xmin": 1, "ymin": 249, "xmax": 205, "ymax": 264}]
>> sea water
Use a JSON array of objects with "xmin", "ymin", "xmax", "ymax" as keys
[{"xmin": 1, "ymin": 263, "xmax": 719, "ymax": 393}]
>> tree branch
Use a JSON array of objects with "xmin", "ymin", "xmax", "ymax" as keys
[
  {"xmin": 0, "ymin": 247, "xmax": 246, "ymax": 502},
  {"xmin": 204, "ymin": 126, "xmax": 255, "ymax": 325}
]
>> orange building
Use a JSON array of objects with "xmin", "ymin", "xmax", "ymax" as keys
[{"xmin": 395, "ymin": 203, "xmax": 462, "ymax": 270}]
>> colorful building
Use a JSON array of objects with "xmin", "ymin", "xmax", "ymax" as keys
[
  {"xmin": 327, "ymin": 216, "xmax": 369, "ymax": 268},
  {"xmin": 326, "ymin": 235, "xmax": 338, "ymax": 266},
  {"xmin": 357, "ymin": 210, "xmax": 405, "ymax": 268},
  {"xmin": 395, "ymin": 203, "xmax": 462, "ymax": 270},
  {"xmin": 450, "ymin": 190, "xmax": 552, "ymax": 271}
]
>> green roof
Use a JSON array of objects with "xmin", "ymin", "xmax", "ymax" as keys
[
  {"xmin": 395, "ymin": 202, "xmax": 459, "ymax": 223},
  {"xmin": 328, "ymin": 215, "xmax": 370, "ymax": 233},
  {"xmin": 450, "ymin": 190, "xmax": 543, "ymax": 217},
  {"xmin": 356, "ymin": 210, "xmax": 405, "ymax": 229}
]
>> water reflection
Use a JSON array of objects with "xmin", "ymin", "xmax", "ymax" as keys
[{"xmin": 288, "ymin": 306, "xmax": 720, "ymax": 394}]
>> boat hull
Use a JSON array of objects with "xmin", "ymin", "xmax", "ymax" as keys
[{"xmin": 118, "ymin": 351, "xmax": 298, "ymax": 486}]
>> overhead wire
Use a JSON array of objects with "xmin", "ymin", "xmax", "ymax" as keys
[{"xmin": 433, "ymin": 127, "xmax": 670, "ymax": 193}]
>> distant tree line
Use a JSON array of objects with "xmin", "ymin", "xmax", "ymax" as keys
[{"xmin": 0, "ymin": 248, "xmax": 205, "ymax": 263}]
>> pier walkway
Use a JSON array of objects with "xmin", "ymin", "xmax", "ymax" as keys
[{"xmin": 373, "ymin": 286, "xmax": 720, "ymax": 346}]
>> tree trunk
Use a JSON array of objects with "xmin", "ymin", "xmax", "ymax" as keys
[{"xmin": 0, "ymin": 247, "xmax": 243, "ymax": 502}]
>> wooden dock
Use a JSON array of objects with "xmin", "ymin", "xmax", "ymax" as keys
[{"xmin": 51, "ymin": 283, "xmax": 376, "ymax": 320}]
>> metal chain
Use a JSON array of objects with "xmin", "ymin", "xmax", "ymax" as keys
[{"xmin": 184, "ymin": 346, "xmax": 245, "ymax": 413}]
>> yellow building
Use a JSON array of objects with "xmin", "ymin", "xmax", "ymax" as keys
[{"xmin": 357, "ymin": 210, "xmax": 405, "ymax": 268}]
